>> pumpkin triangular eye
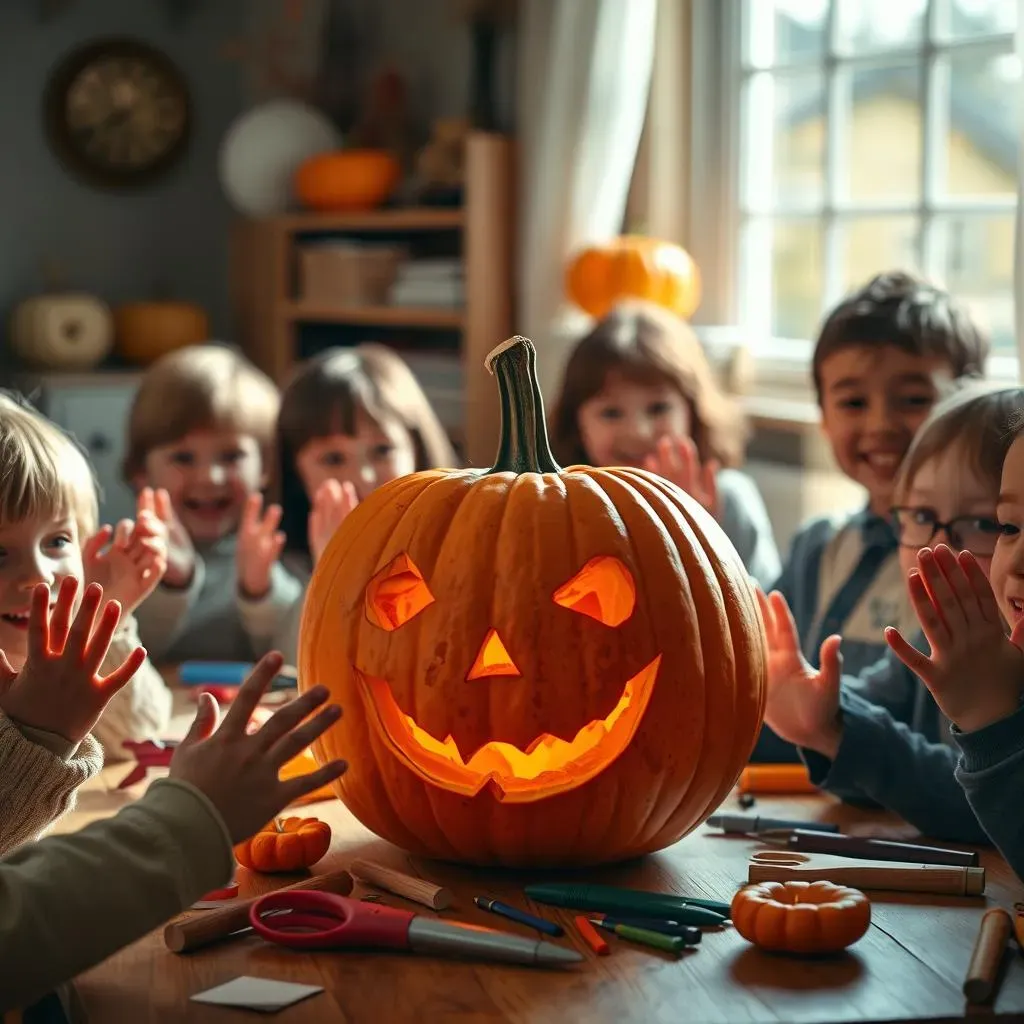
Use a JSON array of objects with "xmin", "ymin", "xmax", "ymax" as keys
[
  {"xmin": 365, "ymin": 553, "xmax": 435, "ymax": 630},
  {"xmin": 553, "ymin": 556, "xmax": 636, "ymax": 626},
  {"xmin": 467, "ymin": 628, "xmax": 520, "ymax": 680}
]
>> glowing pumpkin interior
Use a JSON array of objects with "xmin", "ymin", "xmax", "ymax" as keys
[{"xmin": 359, "ymin": 553, "xmax": 662, "ymax": 803}]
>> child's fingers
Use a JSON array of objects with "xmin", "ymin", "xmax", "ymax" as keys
[
  {"xmin": 27, "ymin": 582, "xmax": 53, "ymax": 662},
  {"xmin": 0, "ymin": 650, "xmax": 17, "ymax": 691},
  {"xmin": 340, "ymin": 481, "xmax": 359, "ymax": 516},
  {"xmin": 277, "ymin": 759, "xmax": 348, "ymax": 806},
  {"xmin": 817, "ymin": 634, "xmax": 843, "ymax": 692},
  {"xmin": 885, "ymin": 625, "xmax": 935, "ymax": 684},
  {"xmin": 47, "ymin": 576, "xmax": 79, "ymax": 654},
  {"xmin": 154, "ymin": 488, "xmax": 173, "ymax": 522},
  {"xmin": 268, "ymin": 702, "xmax": 342, "ymax": 766},
  {"xmin": 222, "ymin": 652, "xmax": 285, "ymax": 732},
  {"xmin": 65, "ymin": 583, "xmax": 104, "ymax": 658},
  {"xmin": 181, "ymin": 691, "xmax": 221, "ymax": 746},
  {"xmin": 906, "ymin": 569, "xmax": 951, "ymax": 651},
  {"xmin": 113, "ymin": 519, "xmax": 134, "ymax": 549},
  {"xmin": 958, "ymin": 550, "xmax": 1002, "ymax": 624},
  {"xmin": 251, "ymin": 684, "xmax": 330, "ymax": 751},
  {"xmin": 271, "ymin": 531, "xmax": 286, "ymax": 561},
  {"xmin": 81, "ymin": 599, "xmax": 122, "ymax": 676},
  {"xmin": 916, "ymin": 548, "xmax": 962, "ymax": 630},
  {"xmin": 137, "ymin": 487, "xmax": 155, "ymax": 516},
  {"xmin": 768, "ymin": 591, "xmax": 801, "ymax": 653},
  {"xmin": 931, "ymin": 544, "xmax": 979, "ymax": 620},
  {"xmin": 82, "ymin": 525, "xmax": 112, "ymax": 565},
  {"xmin": 755, "ymin": 587, "xmax": 775, "ymax": 633},
  {"xmin": 261, "ymin": 503, "xmax": 283, "ymax": 533},
  {"xmin": 99, "ymin": 644, "xmax": 147, "ymax": 695},
  {"xmin": 241, "ymin": 493, "xmax": 262, "ymax": 532}
]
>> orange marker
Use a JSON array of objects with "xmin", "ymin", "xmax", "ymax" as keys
[
  {"xmin": 738, "ymin": 763, "xmax": 816, "ymax": 795},
  {"xmin": 575, "ymin": 915, "xmax": 610, "ymax": 955}
]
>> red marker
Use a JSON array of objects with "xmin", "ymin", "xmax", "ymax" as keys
[{"xmin": 575, "ymin": 915, "xmax": 610, "ymax": 955}]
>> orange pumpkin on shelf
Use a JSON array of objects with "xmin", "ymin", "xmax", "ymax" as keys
[
  {"xmin": 731, "ymin": 880, "xmax": 871, "ymax": 954},
  {"xmin": 113, "ymin": 301, "xmax": 209, "ymax": 365},
  {"xmin": 234, "ymin": 816, "xmax": 332, "ymax": 874},
  {"xmin": 294, "ymin": 149, "xmax": 401, "ymax": 211},
  {"xmin": 565, "ymin": 235, "xmax": 702, "ymax": 320},
  {"xmin": 297, "ymin": 334, "xmax": 767, "ymax": 868}
]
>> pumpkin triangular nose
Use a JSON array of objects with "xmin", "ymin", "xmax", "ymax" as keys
[{"xmin": 467, "ymin": 628, "xmax": 520, "ymax": 680}]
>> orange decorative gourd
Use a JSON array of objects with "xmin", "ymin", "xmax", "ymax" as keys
[
  {"xmin": 731, "ymin": 880, "xmax": 871, "ymax": 954},
  {"xmin": 294, "ymin": 149, "xmax": 401, "ymax": 211},
  {"xmin": 113, "ymin": 301, "xmax": 209, "ymax": 365},
  {"xmin": 565, "ymin": 235, "xmax": 702, "ymax": 320},
  {"xmin": 234, "ymin": 816, "xmax": 332, "ymax": 874},
  {"xmin": 299, "ymin": 334, "xmax": 767, "ymax": 867}
]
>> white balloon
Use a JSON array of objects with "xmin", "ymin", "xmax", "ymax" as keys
[{"xmin": 219, "ymin": 100, "xmax": 342, "ymax": 216}]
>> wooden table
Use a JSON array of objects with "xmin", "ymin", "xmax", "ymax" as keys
[{"xmin": 59, "ymin": 695, "xmax": 1024, "ymax": 1024}]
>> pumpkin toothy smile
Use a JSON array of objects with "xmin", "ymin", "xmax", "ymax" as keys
[{"xmin": 357, "ymin": 656, "xmax": 661, "ymax": 804}]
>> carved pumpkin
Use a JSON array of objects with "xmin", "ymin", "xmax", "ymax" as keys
[
  {"xmin": 294, "ymin": 149, "xmax": 401, "ymax": 212},
  {"xmin": 234, "ymin": 816, "xmax": 332, "ymax": 873},
  {"xmin": 114, "ymin": 301, "xmax": 209, "ymax": 365},
  {"xmin": 731, "ymin": 880, "xmax": 871, "ymax": 954},
  {"xmin": 299, "ymin": 335, "xmax": 766, "ymax": 867},
  {"xmin": 565, "ymin": 236, "xmax": 702, "ymax": 320}
]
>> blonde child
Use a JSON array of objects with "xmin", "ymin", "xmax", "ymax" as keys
[
  {"xmin": 1, "ymin": 649, "xmax": 347, "ymax": 1014},
  {"xmin": 242, "ymin": 344, "xmax": 457, "ymax": 662},
  {"xmin": 550, "ymin": 300, "xmax": 780, "ymax": 587},
  {"xmin": 0, "ymin": 394, "xmax": 171, "ymax": 793},
  {"xmin": 122, "ymin": 344, "xmax": 298, "ymax": 663},
  {"xmin": 759, "ymin": 385, "xmax": 1022, "ymax": 844}
]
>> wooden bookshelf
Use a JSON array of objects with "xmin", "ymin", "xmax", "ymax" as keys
[{"xmin": 229, "ymin": 132, "xmax": 514, "ymax": 467}]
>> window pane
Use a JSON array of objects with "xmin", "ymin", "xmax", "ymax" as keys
[
  {"xmin": 839, "ymin": 217, "xmax": 921, "ymax": 297},
  {"xmin": 770, "ymin": 219, "xmax": 825, "ymax": 338},
  {"xmin": 763, "ymin": 72, "xmax": 827, "ymax": 207},
  {"xmin": 836, "ymin": 0, "xmax": 926, "ymax": 53},
  {"xmin": 945, "ymin": 52, "xmax": 1020, "ymax": 197},
  {"xmin": 942, "ymin": 0, "xmax": 1018, "ymax": 40},
  {"xmin": 747, "ymin": 0, "xmax": 828, "ymax": 69},
  {"xmin": 839, "ymin": 63, "xmax": 923, "ymax": 201},
  {"xmin": 936, "ymin": 213, "xmax": 1016, "ymax": 353}
]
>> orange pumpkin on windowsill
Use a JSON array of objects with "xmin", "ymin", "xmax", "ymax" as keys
[
  {"xmin": 298, "ymin": 334, "xmax": 767, "ymax": 867},
  {"xmin": 234, "ymin": 816, "xmax": 332, "ymax": 874}
]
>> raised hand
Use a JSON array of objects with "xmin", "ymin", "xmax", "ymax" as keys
[
  {"xmin": 309, "ymin": 479, "xmax": 358, "ymax": 564},
  {"xmin": 885, "ymin": 545, "xmax": 1024, "ymax": 733},
  {"xmin": 153, "ymin": 487, "xmax": 195, "ymax": 589},
  {"xmin": 0, "ymin": 577, "xmax": 147, "ymax": 743},
  {"xmin": 82, "ymin": 490, "xmax": 168, "ymax": 616},
  {"xmin": 169, "ymin": 651, "xmax": 347, "ymax": 844},
  {"xmin": 643, "ymin": 436, "xmax": 720, "ymax": 517},
  {"xmin": 236, "ymin": 493, "xmax": 286, "ymax": 599},
  {"xmin": 757, "ymin": 589, "xmax": 844, "ymax": 758}
]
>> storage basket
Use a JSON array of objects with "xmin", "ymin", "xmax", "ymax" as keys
[{"xmin": 297, "ymin": 243, "xmax": 406, "ymax": 305}]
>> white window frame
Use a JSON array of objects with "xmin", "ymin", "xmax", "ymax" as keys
[{"xmin": 687, "ymin": 0, "xmax": 1020, "ymax": 399}]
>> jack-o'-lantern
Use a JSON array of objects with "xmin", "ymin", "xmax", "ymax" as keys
[{"xmin": 299, "ymin": 335, "xmax": 767, "ymax": 867}]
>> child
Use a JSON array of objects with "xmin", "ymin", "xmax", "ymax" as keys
[
  {"xmin": 241, "ymin": 344, "xmax": 457, "ymax": 662},
  {"xmin": 759, "ymin": 385, "xmax": 1023, "ymax": 845},
  {"xmin": 122, "ymin": 344, "xmax": 300, "ymax": 663},
  {"xmin": 0, "ymin": 648, "xmax": 347, "ymax": 1014},
  {"xmin": 0, "ymin": 393, "xmax": 171, "ymax": 786},
  {"xmin": 550, "ymin": 300, "xmax": 781, "ymax": 587},
  {"xmin": 755, "ymin": 270, "xmax": 989, "ymax": 761}
]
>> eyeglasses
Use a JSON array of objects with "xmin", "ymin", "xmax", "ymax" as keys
[{"xmin": 890, "ymin": 506, "xmax": 1004, "ymax": 556}]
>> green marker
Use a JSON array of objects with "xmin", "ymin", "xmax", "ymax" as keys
[
  {"xmin": 592, "ymin": 919, "xmax": 687, "ymax": 954},
  {"xmin": 524, "ymin": 883, "xmax": 728, "ymax": 926}
]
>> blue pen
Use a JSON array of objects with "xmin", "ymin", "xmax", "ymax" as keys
[
  {"xmin": 178, "ymin": 661, "xmax": 297, "ymax": 690},
  {"xmin": 474, "ymin": 897, "xmax": 564, "ymax": 937}
]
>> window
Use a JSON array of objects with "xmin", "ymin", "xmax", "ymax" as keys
[{"xmin": 692, "ymin": 0, "xmax": 1020, "ymax": 380}]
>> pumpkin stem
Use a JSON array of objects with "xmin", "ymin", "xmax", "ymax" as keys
[{"xmin": 484, "ymin": 335, "xmax": 561, "ymax": 474}]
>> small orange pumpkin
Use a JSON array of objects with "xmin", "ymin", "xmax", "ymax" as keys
[
  {"xmin": 294, "ymin": 149, "xmax": 401, "ymax": 211},
  {"xmin": 234, "ymin": 816, "xmax": 332, "ymax": 874},
  {"xmin": 113, "ymin": 301, "xmax": 209, "ymax": 365},
  {"xmin": 731, "ymin": 880, "xmax": 871, "ymax": 954},
  {"xmin": 565, "ymin": 235, "xmax": 701, "ymax": 320}
]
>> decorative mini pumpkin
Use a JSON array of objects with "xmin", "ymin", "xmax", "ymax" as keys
[
  {"xmin": 565, "ymin": 235, "xmax": 702, "ymax": 320},
  {"xmin": 294, "ymin": 149, "xmax": 401, "ymax": 212},
  {"xmin": 299, "ymin": 335, "xmax": 767, "ymax": 867},
  {"xmin": 234, "ymin": 816, "xmax": 332, "ymax": 874},
  {"xmin": 113, "ymin": 300, "xmax": 209, "ymax": 365},
  {"xmin": 10, "ymin": 293, "xmax": 113, "ymax": 370},
  {"xmin": 731, "ymin": 880, "xmax": 871, "ymax": 954}
]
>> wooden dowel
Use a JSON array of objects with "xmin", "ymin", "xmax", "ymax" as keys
[
  {"xmin": 164, "ymin": 868, "xmax": 353, "ymax": 953},
  {"xmin": 350, "ymin": 859, "xmax": 453, "ymax": 911},
  {"xmin": 964, "ymin": 908, "xmax": 1012, "ymax": 1003}
]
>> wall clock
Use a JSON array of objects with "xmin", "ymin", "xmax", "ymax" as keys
[{"xmin": 44, "ymin": 37, "xmax": 191, "ymax": 189}]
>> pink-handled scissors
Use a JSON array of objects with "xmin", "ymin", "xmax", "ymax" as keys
[{"xmin": 249, "ymin": 891, "xmax": 581, "ymax": 968}]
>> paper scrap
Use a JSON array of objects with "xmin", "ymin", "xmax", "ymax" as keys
[{"xmin": 191, "ymin": 976, "xmax": 323, "ymax": 1013}]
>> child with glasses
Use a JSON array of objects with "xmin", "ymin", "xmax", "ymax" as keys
[{"xmin": 757, "ymin": 385, "xmax": 1021, "ymax": 844}]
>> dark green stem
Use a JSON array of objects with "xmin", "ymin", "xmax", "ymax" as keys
[{"xmin": 484, "ymin": 335, "xmax": 562, "ymax": 474}]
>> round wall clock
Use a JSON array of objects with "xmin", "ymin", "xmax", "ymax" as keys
[{"xmin": 44, "ymin": 37, "xmax": 192, "ymax": 189}]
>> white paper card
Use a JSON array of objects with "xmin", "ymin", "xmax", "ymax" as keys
[{"xmin": 191, "ymin": 976, "xmax": 323, "ymax": 1013}]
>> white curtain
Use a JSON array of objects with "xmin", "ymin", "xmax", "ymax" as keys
[{"xmin": 516, "ymin": 0, "xmax": 659, "ymax": 401}]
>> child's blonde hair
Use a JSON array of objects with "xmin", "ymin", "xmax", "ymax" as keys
[
  {"xmin": 276, "ymin": 344, "xmax": 457, "ymax": 553},
  {"xmin": 0, "ymin": 392, "xmax": 98, "ymax": 540},
  {"xmin": 122, "ymin": 344, "xmax": 280, "ymax": 482},
  {"xmin": 550, "ymin": 300, "xmax": 747, "ymax": 468},
  {"xmin": 894, "ymin": 383, "xmax": 1024, "ymax": 502}
]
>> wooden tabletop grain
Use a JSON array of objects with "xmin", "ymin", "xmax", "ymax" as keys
[{"xmin": 58, "ymin": 693, "xmax": 1024, "ymax": 1024}]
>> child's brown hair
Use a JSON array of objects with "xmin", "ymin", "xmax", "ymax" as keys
[
  {"xmin": 550, "ymin": 300, "xmax": 747, "ymax": 468},
  {"xmin": 813, "ymin": 270, "xmax": 989, "ymax": 403},
  {"xmin": 276, "ymin": 344, "xmax": 457, "ymax": 553},
  {"xmin": 122, "ymin": 344, "xmax": 280, "ymax": 483}
]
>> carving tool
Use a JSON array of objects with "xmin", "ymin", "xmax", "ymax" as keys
[
  {"xmin": 351, "ymin": 860, "xmax": 453, "ymax": 911},
  {"xmin": 574, "ymin": 916, "xmax": 609, "ymax": 955},
  {"xmin": 964, "ymin": 908, "xmax": 1012, "ymax": 1003},
  {"xmin": 475, "ymin": 897, "xmax": 563, "ymax": 936},
  {"xmin": 250, "ymin": 891, "xmax": 583, "ymax": 967},
  {"xmin": 748, "ymin": 849, "xmax": 985, "ymax": 896},
  {"xmin": 758, "ymin": 828, "xmax": 978, "ymax": 867},
  {"xmin": 591, "ymin": 919, "xmax": 689, "ymax": 954},
  {"xmin": 524, "ymin": 883, "xmax": 728, "ymax": 925},
  {"xmin": 707, "ymin": 813, "xmax": 840, "ymax": 835},
  {"xmin": 598, "ymin": 917, "xmax": 702, "ymax": 943},
  {"xmin": 738, "ymin": 763, "xmax": 817, "ymax": 794},
  {"xmin": 164, "ymin": 869, "xmax": 353, "ymax": 953}
]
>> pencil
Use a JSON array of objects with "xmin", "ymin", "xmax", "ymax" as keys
[{"xmin": 475, "ymin": 897, "xmax": 564, "ymax": 936}]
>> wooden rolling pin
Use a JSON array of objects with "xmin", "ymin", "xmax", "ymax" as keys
[
  {"xmin": 964, "ymin": 908, "xmax": 1012, "ymax": 1003},
  {"xmin": 164, "ymin": 868, "xmax": 353, "ymax": 953}
]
